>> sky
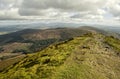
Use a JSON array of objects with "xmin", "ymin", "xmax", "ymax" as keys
[{"xmin": 0, "ymin": 0, "xmax": 120, "ymax": 24}]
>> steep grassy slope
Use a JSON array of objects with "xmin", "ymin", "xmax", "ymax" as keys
[
  {"xmin": 0, "ymin": 32, "xmax": 120, "ymax": 79},
  {"xmin": 104, "ymin": 36, "xmax": 120, "ymax": 56},
  {"xmin": 0, "ymin": 34, "xmax": 87, "ymax": 79},
  {"xmin": 0, "ymin": 55, "xmax": 26, "ymax": 71}
]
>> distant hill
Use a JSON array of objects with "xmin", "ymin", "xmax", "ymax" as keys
[
  {"xmin": 0, "ymin": 27, "xmax": 91, "ymax": 54},
  {"xmin": 80, "ymin": 26, "xmax": 120, "ymax": 38},
  {"xmin": 0, "ymin": 26, "xmax": 120, "ymax": 54},
  {"xmin": 0, "ymin": 28, "xmax": 89, "ymax": 44},
  {"xmin": 1, "ymin": 26, "xmax": 120, "ymax": 44},
  {"xmin": 0, "ymin": 30, "xmax": 120, "ymax": 79}
]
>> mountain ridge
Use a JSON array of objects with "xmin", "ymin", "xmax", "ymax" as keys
[{"xmin": 0, "ymin": 29, "xmax": 120, "ymax": 79}]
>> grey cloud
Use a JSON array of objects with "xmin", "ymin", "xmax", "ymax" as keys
[
  {"xmin": 71, "ymin": 9, "xmax": 106, "ymax": 19},
  {"xmin": 22, "ymin": 0, "xmax": 106, "ymax": 10},
  {"xmin": 0, "ymin": 16, "xmax": 22, "ymax": 20},
  {"xmin": 0, "ymin": 0, "xmax": 16, "ymax": 9},
  {"xmin": 0, "ymin": 0, "xmax": 120, "ymax": 21},
  {"xmin": 19, "ymin": 0, "xmax": 107, "ymax": 16},
  {"xmin": 0, "ymin": 0, "xmax": 23, "ymax": 20},
  {"xmin": 108, "ymin": 5, "xmax": 120, "ymax": 17},
  {"xmin": 19, "ymin": 8, "xmax": 43, "ymax": 16},
  {"xmin": 106, "ymin": 0, "xmax": 120, "ymax": 17}
]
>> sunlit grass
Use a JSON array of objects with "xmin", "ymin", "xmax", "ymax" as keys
[{"xmin": 0, "ymin": 33, "xmax": 120, "ymax": 79}]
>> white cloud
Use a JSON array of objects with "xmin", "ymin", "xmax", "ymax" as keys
[
  {"xmin": 0, "ymin": 0, "xmax": 120, "ymax": 22},
  {"xmin": 19, "ymin": 0, "xmax": 107, "ymax": 16},
  {"xmin": 107, "ymin": 0, "xmax": 120, "ymax": 17}
]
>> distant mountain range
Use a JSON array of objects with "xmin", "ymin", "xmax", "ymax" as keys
[{"xmin": 0, "ymin": 21, "xmax": 120, "ymax": 34}]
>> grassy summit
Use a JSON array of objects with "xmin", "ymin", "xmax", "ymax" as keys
[{"xmin": 0, "ymin": 32, "xmax": 120, "ymax": 79}]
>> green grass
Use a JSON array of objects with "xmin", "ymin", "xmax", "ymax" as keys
[
  {"xmin": 52, "ymin": 35, "xmax": 105, "ymax": 79},
  {"xmin": 105, "ymin": 36, "xmax": 120, "ymax": 55},
  {"xmin": 0, "ymin": 35, "xmax": 89, "ymax": 79},
  {"xmin": 52, "ymin": 33, "xmax": 120, "ymax": 79},
  {"xmin": 0, "ymin": 33, "xmax": 120, "ymax": 79},
  {"xmin": 0, "ymin": 55, "xmax": 26, "ymax": 71}
]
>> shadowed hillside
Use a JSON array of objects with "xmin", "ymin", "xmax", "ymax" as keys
[
  {"xmin": 0, "ymin": 28, "xmax": 89, "ymax": 44},
  {"xmin": 0, "ymin": 28, "xmax": 90, "ymax": 54}
]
